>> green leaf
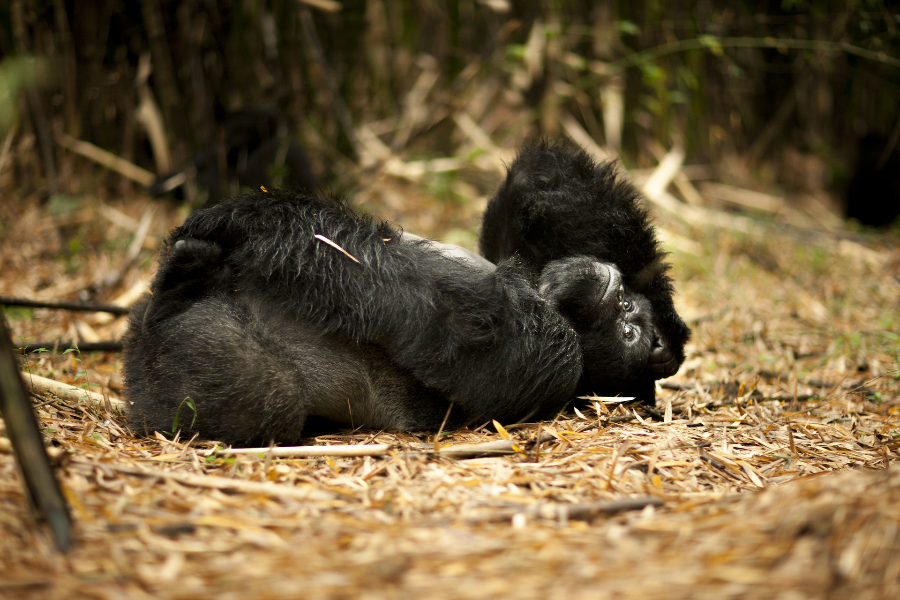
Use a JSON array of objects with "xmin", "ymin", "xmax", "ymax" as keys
[
  {"xmin": 615, "ymin": 20, "xmax": 640, "ymax": 36},
  {"xmin": 699, "ymin": 35, "xmax": 723, "ymax": 56}
]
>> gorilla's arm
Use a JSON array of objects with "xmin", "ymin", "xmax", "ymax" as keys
[
  {"xmin": 401, "ymin": 232, "xmax": 495, "ymax": 273},
  {"xmin": 162, "ymin": 189, "xmax": 583, "ymax": 424}
]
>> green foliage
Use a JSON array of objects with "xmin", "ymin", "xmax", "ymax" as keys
[
  {"xmin": 203, "ymin": 448, "xmax": 234, "ymax": 466},
  {"xmin": 441, "ymin": 228, "xmax": 479, "ymax": 253},
  {"xmin": 640, "ymin": 62, "xmax": 665, "ymax": 84},
  {"xmin": 878, "ymin": 316, "xmax": 896, "ymax": 331},
  {"xmin": 780, "ymin": 0, "xmax": 805, "ymax": 10},
  {"xmin": 169, "ymin": 396, "xmax": 198, "ymax": 436},
  {"xmin": 15, "ymin": 336, "xmax": 46, "ymax": 378},
  {"xmin": 267, "ymin": 162, "xmax": 288, "ymax": 188},
  {"xmin": 505, "ymin": 44, "xmax": 526, "ymax": 62},
  {"xmin": 698, "ymin": 35, "xmax": 723, "ymax": 56},
  {"xmin": 46, "ymin": 194, "xmax": 84, "ymax": 217},
  {"xmin": 3, "ymin": 306, "xmax": 33, "ymax": 321},
  {"xmin": 63, "ymin": 344, "xmax": 101, "ymax": 402},
  {"xmin": 423, "ymin": 171, "xmax": 461, "ymax": 204},
  {"xmin": 789, "ymin": 244, "xmax": 830, "ymax": 279},
  {"xmin": 0, "ymin": 56, "xmax": 47, "ymax": 134},
  {"xmin": 615, "ymin": 20, "xmax": 641, "ymax": 37}
]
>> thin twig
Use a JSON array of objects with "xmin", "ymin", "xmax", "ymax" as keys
[
  {"xmin": 314, "ymin": 234, "xmax": 360, "ymax": 263},
  {"xmin": 217, "ymin": 444, "xmax": 393, "ymax": 458},
  {"xmin": 434, "ymin": 403, "xmax": 454, "ymax": 453},
  {"xmin": 17, "ymin": 341, "xmax": 124, "ymax": 354},
  {"xmin": 70, "ymin": 459, "xmax": 337, "ymax": 501},
  {"xmin": 0, "ymin": 296, "xmax": 130, "ymax": 315}
]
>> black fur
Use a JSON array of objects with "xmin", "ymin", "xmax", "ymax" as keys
[
  {"xmin": 480, "ymin": 141, "xmax": 691, "ymax": 401},
  {"xmin": 125, "ymin": 190, "xmax": 582, "ymax": 445}
]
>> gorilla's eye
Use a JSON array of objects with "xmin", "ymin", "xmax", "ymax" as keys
[
  {"xmin": 623, "ymin": 323, "xmax": 634, "ymax": 339},
  {"xmin": 623, "ymin": 299, "xmax": 633, "ymax": 311}
]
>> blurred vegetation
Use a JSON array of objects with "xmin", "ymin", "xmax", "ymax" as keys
[
  {"xmin": 0, "ymin": 55, "xmax": 47, "ymax": 133},
  {"xmin": 0, "ymin": 0, "xmax": 897, "ymax": 206}
]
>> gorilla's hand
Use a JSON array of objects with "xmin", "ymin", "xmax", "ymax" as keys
[{"xmin": 538, "ymin": 257, "xmax": 622, "ymax": 327}]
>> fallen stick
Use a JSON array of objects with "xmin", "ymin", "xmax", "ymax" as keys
[
  {"xmin": 560, "ymin": 497, "xmax": 664, "ymax": 520},
  {"xmin": 218, "ymin": 444, "xmax": 393, "ymax": 458},
  {"xmin": 55, "ymin": 130, "xmax": 155, "ymax": 186},
  {"xmin": 70, "ymin": 459, "xmax": 337, "ymax": 501},
  {"xmin": 452, "ymin": 113, "xmax": 507, "ymax": 175},
  {"xmin": 642, "ymin": 145, "xmax": 685, "ymax": 201},
  {"xmin": 18, "ymin": 341, "xmax": 124, "ymax": 354},
  {"xmin": 437, "ymin": 439, "xmax": 520, "ymax": 459},
  {"xmin": 0, "ymin": 315, "xmax": 72, "ymax": 552},
  {"xmin": 560, "ymin": 113, "xmax": 609, "ymax": 162},
  {"xmin": 22, "ymin": 373, "xmax": 124, "ymax": 407},
  {"xmin": 220, "ymin": 436, "xmax": 555, "ymax": 460},
  {"xmin": 466, "ymin": 496, "xmax": 664, "ymax": 524},
  {"xmin": 93, "ymin": 279, "xmax": 150, "ymax": 325},
  {"xmin": 94, "ymin": 206, "xmax": 156, "ymax": 292},
  {"xmin": 432, "ymin": 432, "xmax": 558, "ymax": 459},
  {"xmin": 698, "ymin": 181, "xmax": 785, "ymax": 214},
  {"xmin": 217, "ymin": 434, "xmax": 562, "ymax": 461},
  {"xmin": 0, "ymin": 296, "xmax": 130, "ymax": 315}
]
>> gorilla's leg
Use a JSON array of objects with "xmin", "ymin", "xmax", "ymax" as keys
[
  {"xmin": 126, "ymin": 292, "xmax": 451, "ymax": 446},
  {"xmin": 138, "ymin": 238, "xmax": 228, "ymax": 332}
]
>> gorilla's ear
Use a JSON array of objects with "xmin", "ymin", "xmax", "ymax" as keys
[{"xmin": 649, "ymin": 331, "xmax": 680, "ymax": 379}]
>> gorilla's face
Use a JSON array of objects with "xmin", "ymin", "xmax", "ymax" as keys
[{"xmin": 539, "ymin": 257, "xmax": 677, "ymax": 396}]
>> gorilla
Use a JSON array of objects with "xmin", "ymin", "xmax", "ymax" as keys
[
  {"xmin": 480, "ymin": 141, "xmax": 691, "ymax": 401},
  {"xmin": 125, "ymin": 142, "xmax": 689, "ymax": 446}
]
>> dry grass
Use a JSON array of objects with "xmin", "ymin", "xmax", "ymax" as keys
[{"xmin": 1, "ymin": 165, "xmax": 899, "ymax": 599}]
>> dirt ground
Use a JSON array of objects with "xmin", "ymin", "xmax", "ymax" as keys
[{"xmin": 1, "ymin": 169, "xmax": 899, "ymax": 599}]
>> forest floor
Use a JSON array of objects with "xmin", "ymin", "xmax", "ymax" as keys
[{"xmin": 1, "ymin": 163, "xmax": 899, "ymax": 599}]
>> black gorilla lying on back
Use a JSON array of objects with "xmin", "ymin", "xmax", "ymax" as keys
[{"xmin": 125, "ymin": 143, "xmax": 689, "ymax": 446}]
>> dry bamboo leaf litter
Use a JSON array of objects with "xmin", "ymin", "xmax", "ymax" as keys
[
  {"xmin": 2, "ymin": 179, "xmax": 900, "ymax": 598},
  {"xmin": 3, "ymin": 373, "xmax": 898, "ymax": 599}
]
